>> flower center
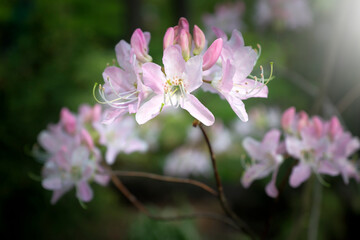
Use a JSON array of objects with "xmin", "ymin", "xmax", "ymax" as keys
[{"xmin": 164, "ymin": 77, "xmax": 186, "ymax": 108}]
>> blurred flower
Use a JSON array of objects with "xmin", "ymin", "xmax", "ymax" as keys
[
  {"xmin": 203, "ymin": 1, "xmax": 246, "ymax": 41},
  {"xmin": 164, "ymin": 147, "xmax": 211, "ymax": 177},
  {"xmin": 94, "ymin": 116, "xmax": 148, "ymax": 164},
  {"xmin": 242, "ymin": 129, "xmax": 284, "ymax": 198},
  {"xmin": 37, "ymin": 106, "xmax": 109, "ymax": 204},
  {"xmin": 255, "ymin": 0, "xmax": 313, "ymax": 30}
]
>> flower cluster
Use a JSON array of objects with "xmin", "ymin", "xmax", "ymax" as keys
[
  {"xmin": 242, "ymin": 107, "xmax": 360, "ymax": 198},
  {"xmin": 95, "ymin": 17, "xmax": 270, "ymax": 126},
  {"xmin": 36, "ymin": 105, "xmax": 147, "ymax": 203},
  {"xmin": 255, "ymin": 0, "xmax": 313, "ymax": 30}
]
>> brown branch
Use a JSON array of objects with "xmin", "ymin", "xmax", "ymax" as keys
[
  {"xmin": 195, "ymin": 122, "xmax": 257, "ymax": 240},
  {"xmin": 109, "ymin": 170, "xmax": 218, "ymax": 196},
  {"xmin": 110, "ymin": 174, "xmax": 239, "ymax": 230}
]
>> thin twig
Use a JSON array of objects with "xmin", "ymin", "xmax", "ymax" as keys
[
  {"xmin": 109, "ymin": 170, "xmax": 218, "ymax": 196},
  {"xmin": 195, "ymin": 122, "xmax": 257, "ymax": 240},
  {"xmin": 110, "ymin": 174, "xmax": 239, "ymax": 230}
]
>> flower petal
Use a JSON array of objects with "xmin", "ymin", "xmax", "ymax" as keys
[
  {"xmin": 181, "ymin": 94, "xmax": 215, "ymax": 126},
  {"xmin": 142, "ymin": 62, "xmax": 166, "ymax": 94},
  {"xmin": 243, "ymin": 137, "xmax": 262, "ymax": 161},
  {"xmin": 163, "ymin": 45, "xmax": 185, "ymax": 79},
  {"xmin": 184, "ymin": 55, "xmax": 203, "ymax": 93},
  {"xmin": 76, "ymin": 181, "xmax": 93, "ymax": 202},
  {"xmin": 265, "ymin": 169, "xmax": 279, "ymax": 198},
  {"xmin": 136, "ymin": 95, "xmax": 164, "ymax": 125},
  {"xmin": 224, "ymin": 92, "xmax": 248, "ymax": 122},
  {"xmin": 289, "ymin": 164, "xmax": 311, "ymax": 188}
]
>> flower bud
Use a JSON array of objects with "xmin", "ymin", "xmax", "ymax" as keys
[
  {"xmin": 297, "ymin": 111, "xmax": 309, "ymax": 132},
  {"xmin": 281, "ymin": 107, "xmax": 295, "ymax": 131},
  {"xmin": 180, "ymin": 29, "xmax": 191, "ymax": 61},
  {"xmin": 130, "ymin": 28, "xmax": 152, "ymax": 63},
  {"xmin": 329, "ymin": 116, "xmax": 343, "ymax": 139},
  {"xmin": 193, "ymin": 25, "xmax": 206, "ymax": 55},
  {"xmin": 178, "ymin": 17, "xmax": 189, "ymax": 32},
  {"xmin": 60, "ymin": 108, "xmax": 76, "ymax": 134},
  {"xmin": 312, "ymin": 116, "xmax": 323, "ymax": 138},
  {"xmin": 202, "ymin": 38, "xmax": 223, "ymax": 71},
  {"xmin": 163, "ymin": 27, "xmax": 174, "ymax": 50}
]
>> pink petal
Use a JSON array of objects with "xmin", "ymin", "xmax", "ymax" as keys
[
  {"xmin": 42, "ymin": 177, "xmax": 62, "ymax": 190},
  {"xmin": 76, "ymin": 181, "xmax": 93, "ymax": 202},
  {"xmin": 289, "ymin": 164, "xmax": 312, "ymax": 188},
  {"xmin": 184, "ymin": 55, "xmax": 203, "ymax": 93},
  {"xmin": 193, "ymin": 25, "xmax": 206, "ymax": 54},
  {"xmin": 241, "ymin": 164, "xmax": 270, "ymax": 188},
  {"xmin": 220, "ymin": 59, "xmax": 235, "ymax": 93},
  {"xmin": 94, "ymin": 173, "xmax": 110, "ymax": 186},
  {"xmin": 60, "ymin": 108, "xmax": 77, "ymax": 134},
  {"xmin": 285, "ymin": 136, "xmax": 303, "ymax": 159},
  {"xmin": 181, "ymin": 94, "xmax": 215, "ymax": 126},
  {"xmin": 101, "ymin": 108, "xmax": 127, "ymax": 125},
  {"xmin": 224, "ymin": 92, "xmax": 248, "ymax": 122},
  {"xmin": 106, "ymin": 146, "xmax": 118, "ymax": 165},
  {"xmin": 142, "ymin": 62, "xmax": 166, "ymax": 94},
  {"xmin": 243, "ymin": 137, "xmax": 262, "ymax": 161},
  {"xmin": 115, "ymin": 40, "xmax": 131, "ymax": 69},
  {"xmin": 163, "ymin": 27, "xmax": 174, "ymax": 49},
  {"xmin": 262, "ymin": 129, "xmax": 281, "ymax": 153},
  {"xmin": 163, "ymin": 45, "xmax": 185, "ymax": 79},
  {"xmin": 212, "ymin": 27, "xmax": 228, "ymax": 41},
  {"xmin": 103, "ymin": 66, "xmax": 133, "ymax": 92},
  {"xmin": 281, "ymin": 107, "xmax": 296, "ymax": 131},
  {"xmin": 228, "ymin": 29, "xmax": 245, "ymax": 50},
  {"xmin": 135, "ymin": 95, "xmax": 164, "ymax": 125},
  {"xmin": 329, "ymin": 116, "xmax": 343, "ymax": 139},
  {"xmin": 318, "ymin": 160, "xmax": 339, "ymax": 176},
  {"xmin": 265, "ymin": 169, "xmax": 279, "ymax": 198},
  {"xmin": 232, "ymin": 46, "xmax": 258, "ymax": 81},
  {"xmin": 203, "ymin": 38, "xmax": 223, "ymax": 71}
]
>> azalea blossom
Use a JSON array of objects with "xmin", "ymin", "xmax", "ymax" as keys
[
  {"xmin": 94, "ymin": 116, "xmax": 148, "ymax": 164},
  {"xmin": 241, "ymin": 129, "xmax": 284, "ymax": 198},
  {"xmin": 37, "ymin": 106, "xmax": 109, "ymax": 204},
  {"xmin": 203, "ymin": 29, "xmax": 269, "ymax": 122},
  {"xmin": 136, "ymin": 45, "xmax": 215, "ymax": 126},
  {"xmin": 281, "ymin": 107, "xmax": 360, "ymax": 187}
]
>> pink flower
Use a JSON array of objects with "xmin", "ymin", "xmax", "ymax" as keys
[
  {"xmin": 241, "ymin": 129, "xmax": 284, "ymax": 198},
  {"xmin": 94, "ymin": 116, "xmax": 148, "ymax": 164},
  {"xmin": 136, "ymin": 45, "xmax": 215, "ymax": 126},
  {"xmin": 37, "ymin": 107, "xmax": 109, "ymax": 204},
  {"xmin": 203, "ymin": 29, "xmax": 268, "ymax": 122}
]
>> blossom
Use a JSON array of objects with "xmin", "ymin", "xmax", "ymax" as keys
[
  {"xmin": 37, "ymin": 106, "xmax": 109, "ymax": 204},
  {"xmin": 282, "ymin": 108, "xmax": 360, "ymax": 187},
  {"xmin": 203, "ymin": 29, "xmax": 269, "ymax": 122},
  {"xmin": 164, "ymin": 147, "xmax": 211, "ymax": 177},
  {"xmin": 94, "ymin": 116, "xmax": 148, "ymax": 164},
  {"xmin": 95, "ymin": 29, "xmax": 152, "ymax": 124},
  {"xmin": 241, "ymin": 129, "xmax": 283, "ymax": 198},
  {"xmin": 136, "ymin": 45, "xmax": 215, "ymax": 126}
]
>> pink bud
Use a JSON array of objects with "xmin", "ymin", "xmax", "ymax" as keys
[
  {"xmin": 60, "ymin": 108, "xmax": 76, "ymax": 134},
  {"xmin": 329, "ymin": 116, "xmax": 343, "ymax": 139},
  {"xmin": 297, "ymin": 111, "xmax": 309, "ymax": 132},
  {"xmin": 178, "ymin": 17, "xmax": 189, "ymax": 32},
  {"xmin": 81, "ymin": 129, "xmax": 94, "ymax": 150},
  {"xmin": 130, "ymin": 28, "xmax": 152, "ymax": 63},
  {"xmin": 281, "ymin": 107, "xmax": 295, "ymax": 131},
  {"xmin": 202, "ymin": 38, "xmax": 223, "ymax": 71},
  {"xmin": 163, "ymin": 27, "xmax": 174, "ymax": 50},
  {"xmin": 312, "ymin": 116, "xmax": 323, "ymax": 138},
  {"xmin": 193, "ymin": 25, "xmax": 206, "ymax": 55},
  {"xmin": 180, "ymin": 29, "xmax": 190, "ymax": 60}
]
